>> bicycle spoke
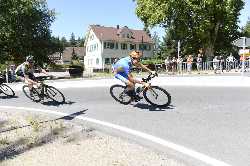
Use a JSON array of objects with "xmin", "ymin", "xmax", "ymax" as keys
[
  {"xmin": 143, "ymin": 86, "xmax": 171, "ymax": 107},
  {"xmin": 22, "ymin": 86, "xmax": 41, "ymax": 102},
  {"xmin": 110, "ymin": 85, "xmax": 132, "ymax": 105},
  {"xmin": 46, "ymin": 86, "xmax": 65, "ymax": 103},
  {"xmin": 0, "ymin": 84, "xmax": 15, "ymax": 97}
]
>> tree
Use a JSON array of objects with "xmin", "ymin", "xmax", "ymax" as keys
[
  {"xmin": 151, "ymin": 32, "xmax": 161, "ymax": 56},
  {"xmin": 243, "ymin": 18, "xmax": 250, "ymax": 37},
  {"xmin": 134, "ymin": 0, "xmax": 244, "ymax": 59},
  {"xmin": 69, "ymin": 33, "xmax": 77, "ymax": 46},
  {"xmin": 0, "ymin": 0, "xmax": 56, "ymax": 64}
]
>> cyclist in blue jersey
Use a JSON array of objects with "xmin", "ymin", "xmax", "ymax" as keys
[{"xmin": 113, "ymin": 50, "xmax": 155, "ymax": 101}]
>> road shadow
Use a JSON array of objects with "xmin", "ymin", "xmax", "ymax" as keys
[
  {"xmin": 41, "ymin": 100, "xmax": 76, "ymax": 107},
  {"xmin": 55, "ymin": 109, "xmax": 87, "ymax": 121},
  {"xmin": 133, "ymin": 102, "xmax": 175, "ymax": 111},
  {"xmin": 0, "ymin": 96, "xmax": 18, "ymax": 99}
]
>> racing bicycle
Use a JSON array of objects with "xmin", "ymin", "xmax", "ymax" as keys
[
  {"xmin": 110, "ymin": 73, "xmax": 171, "ymax": 107},
  {"xmin": 0, "ymin": 76, "xmax": 15, "ymax": 97},
  {"xmin": 22, "ymin": 76, "xmax": 65, "ymax": 104}
]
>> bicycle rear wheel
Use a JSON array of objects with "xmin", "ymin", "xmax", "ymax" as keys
[
  {"xmin": 0, "ymin": 84, "xmax": 15, "ymax": 97},
  {"xmin": 143, "ymin": 86, "xmax": 171, "ymax": 107},
  {"xmin": 110, "ymin": 84, "xmax": 132, "ymax": 105},
  {"xmin": 22, "ymin": 85, "xmax": 41, "ymax": 102},
  {"xmin": 46, "ymin": 86, "xmax": 65, "ymax": 104}
]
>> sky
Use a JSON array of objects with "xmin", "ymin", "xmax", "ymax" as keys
[{"xmin": 47, "ymin": 0, "xmax": 250, "ymax": 40}]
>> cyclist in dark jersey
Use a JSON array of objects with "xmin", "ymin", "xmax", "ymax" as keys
[
  {"xmin": 15, "ymin": 56, "xmax": 48, "ymax": 90},
  {"xmin": 113, "ymin": 50, "xmax": 155, "ymax": 100}
]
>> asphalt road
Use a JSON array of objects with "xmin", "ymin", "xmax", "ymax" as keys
[{"xmin": 1, "ymin": 85, "xmax": 250, "ymax": 166}]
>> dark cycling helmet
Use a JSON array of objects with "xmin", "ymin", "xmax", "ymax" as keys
[{"xmin": 26, "ymin": 55, "xmax": 34, "ymax": 63}]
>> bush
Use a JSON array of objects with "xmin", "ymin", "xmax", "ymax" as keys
[{"xmin": 68, "ymin": 65, "xmax": 84, "ymax": 77}]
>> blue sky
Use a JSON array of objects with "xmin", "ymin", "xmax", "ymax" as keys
[{"xmin": 47, "ymin": 0, "xmax": 250, "ymax": 40}]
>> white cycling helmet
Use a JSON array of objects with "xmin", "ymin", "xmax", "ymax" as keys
[{"xmin": 26, "ymin": 55, "xmax": 34, "ymax": 63}]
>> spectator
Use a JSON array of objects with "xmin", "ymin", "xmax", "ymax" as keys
[
  {"xmin": 187, "ymin": 55, "xmax": 193, "ymax": 74},
  {"xmin": 213, "ymin": 56, "xmax": 219, "ymax": 74},
  {"xmin": 177, "ymin": 56, "xmax": 183, "ymax": 74},
  {"xmin": 196, "ymin": 54, "xmax": 202, "ymax": 74},
  {"xmin": 9, "ymin": 65, "xmax": 16, "ymax": 82},
  {"xmin": 219, "ymin": 56, "xmax": 224, "ymax": 73},
  {"xmin": 226, "ymin": 53, "xmax": 236, "ymax": 72},
  {"xmin": 164, "ymin": 57, "xmax": 171, "ymax": 74},
  {"xmin": 239, "ymin": 55, "xmax": 247, "ymax": 72},
  {"xmin": 172, "ymin": 57, "xmax": 177, "ymax": 74}
]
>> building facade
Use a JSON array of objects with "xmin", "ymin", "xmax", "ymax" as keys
[{"xmin": 84, "ymin": 25, "xmax": 154, "ymax": 69}]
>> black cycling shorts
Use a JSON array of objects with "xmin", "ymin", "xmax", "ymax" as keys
[{"xmin": 16, "ymin": 72, "xmax": 36, "ymax": 81}]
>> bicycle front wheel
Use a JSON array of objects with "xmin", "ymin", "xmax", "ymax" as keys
[
  {"xmin": 110, "ymin": 84, "xmax": 132, "ymax": 105},
  {"xmin": 143, "ymin": 86, "xmax": 171, "ymax": 107},
  {"xmin": 22, "ymin": 85, "xmax": 41, "ymax": 102},
  {"xmin": 0, "ymin": 84, "xmax": 15, "ymax": 97},
  {"xmin": 46, "ymin": 86, "xmax": 65, "ymax": 104}
]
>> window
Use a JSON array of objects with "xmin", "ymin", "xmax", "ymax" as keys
[
  {"xmin": 121, "ymin": 43, "xmax": 127, "ymax": 50},
  {"xmin": 89, "ymin": 34, "xmax": 94, "ymax": 41},
  {"xmin": 115, "ymin": 43, "xmax": 119, "ymax": 49},
  {"xmin": 130, "ymin": 44, "xmax": 136, "ymax": 50},
  {"xmin": 96, "ymin": 58, "xmax": 99, "ymax": 65},
  {"xmin": 105, "ymin": 58, "xmax": 111, "ymax": 64},
  {"xmin": 139, "ymin": 44, "xmax": 151, "ymax": 51},
  {"xmin": 104, "ymin": 42, "xmax": 115, "ymax": 49}
]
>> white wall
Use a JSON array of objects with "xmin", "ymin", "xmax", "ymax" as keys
[{"xmin": 84, "ymin": 29, "xmax": 102, "ymax": 69}]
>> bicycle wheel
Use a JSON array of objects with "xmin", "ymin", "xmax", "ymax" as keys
[
  {"xmin": 22, "ymin": 85, "xmax": 41, "ymax": 102},
  {"xmin": 0, "ymin": 84, "xmax": 15, "ymax": 97},
  {"xmin": 110, "ymin": 84, "xmax": 132, "ymax": 105},
  {"xmin": 143, "ymin": 86, "xmax": 171, "ymax": 107},
  {"xmin": 46, "ymin": 86, "xmax": 65, "ymax": 104}
]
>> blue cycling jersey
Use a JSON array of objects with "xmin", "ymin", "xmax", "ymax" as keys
[{"xmin": 113, "ymin": 57, "xmax": 132, "ymax": 79}]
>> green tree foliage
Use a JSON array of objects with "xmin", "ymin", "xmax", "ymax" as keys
[
  {"xmin": 243, "ymin": 18, "xmax": 250, "ymax": 37},
  {"xmin": 0, "ymin": 0, "xmax": 55, "ymax": 64},
  {"xmin": 134, "ymin": 0, "xmax": 244, "ymax": 59},
  {"xmin": 69, "ymin": 32, "xmax": 77, "ymax": 46},
  {"xmin": 152, "ymin": 32, "xmax": 161, "ymax": 55}
]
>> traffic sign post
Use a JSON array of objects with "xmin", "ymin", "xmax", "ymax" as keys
[{"xmin": 232, "ymin": 37, "xmax": 250, "ymax": 76}]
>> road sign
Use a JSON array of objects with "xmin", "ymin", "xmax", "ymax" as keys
[
  {"xmin": 232, "ymin": 37, "xmax": 250, "ymax": 47},
  {"xmin": 239, "ymin": 49, "xmax": 250, "ymax": 56}
]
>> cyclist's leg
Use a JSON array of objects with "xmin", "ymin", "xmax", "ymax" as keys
[
  {"xmin": 115, "ymin": 73, "xmax": 135, "ymax": 97},
  {"xmin": 26, "ymin": 73, "xmax": 38, "ymax": 90}
]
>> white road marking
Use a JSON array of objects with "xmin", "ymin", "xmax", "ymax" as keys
[
  {"xmin": 0, "ymin": 106, "xmax": 232, "ymax": 166},
  {"xmin": 8, "ymin": 76, "xmax": 250, "ymax": 91}
]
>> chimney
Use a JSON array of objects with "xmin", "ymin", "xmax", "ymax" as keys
[{"xmin": 116, "ymin": 25, "xmax": 119, "ymax": 29}]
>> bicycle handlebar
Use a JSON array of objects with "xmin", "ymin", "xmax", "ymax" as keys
[
  {"xmin": 142, "ymin": 73, "xmax": 158, "ymax": 83},
  {"xmin": 37, "ymin": 75, "xmax": 54, "ymax": 82}
]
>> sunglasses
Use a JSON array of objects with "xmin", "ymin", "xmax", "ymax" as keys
[{"xmin": 132, "ymin": 57, "xmax": 141, "ymax": 61}]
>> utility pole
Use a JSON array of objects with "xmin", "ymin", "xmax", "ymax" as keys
[
  {"xmin": 241, "ymin": 37, "xmax": 246, "ymax": 76},
  {"xmin": 177, "ymin": 40, "xmax": 180, "ymax": 58}
]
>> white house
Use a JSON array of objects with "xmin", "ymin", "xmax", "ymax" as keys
[{"xmin": 84, "ymin": 25, "xmax": 154, "ymax": 70}]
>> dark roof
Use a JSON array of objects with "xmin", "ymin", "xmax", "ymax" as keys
[
  {"xmin": 49, "ymin": 47, "xmax": 85, "ymax": 62},
  {"xmin": 90, "ymin": 25, "xmax": 153, "ymax": 44},
  {"xmin": 62, "ymin": 47, "xmax": 85, "ymax": 62}
]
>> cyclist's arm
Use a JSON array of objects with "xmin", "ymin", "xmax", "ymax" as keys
[{"xmin": 136, "ymin": 62, "xmax": 154, "ymax": 74}]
